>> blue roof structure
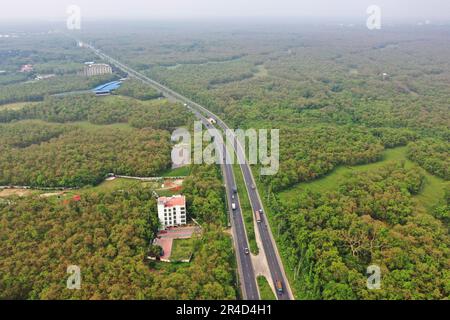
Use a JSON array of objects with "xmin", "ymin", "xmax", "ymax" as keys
[{"xmin": 92, "ymin": 81, "xmax": 122, "ymax": 94}]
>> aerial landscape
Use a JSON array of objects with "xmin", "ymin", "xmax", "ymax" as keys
[{"xmin": 0, "ymin": 0, "xmax": 449, "ymax": 304}]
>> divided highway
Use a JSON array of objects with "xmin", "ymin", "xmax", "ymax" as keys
[
  {"xmin": 189, "ymin": 109, "xmax": 259, "ymax": 300},
  {"xmin": 78, "ymin": 40, "xmax": 292, "ymax": 300}
]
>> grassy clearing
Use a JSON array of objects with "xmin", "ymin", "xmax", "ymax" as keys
[
  {"xmin": 257, "ymin": 276, "xmax": 276, "ymax": 300},
  {"xmin": 162, "ymin": 166, "xmax": 191, "ymax": 177},
  {"xmin": 233, "ymin": 164, "xmax": 259, "ymax": 255},
  {"xmin": 279, "ymin": 146, "xmax": 448, "ymax": 210},
  {"xmin": 415, "ymin": 172, "xmax": 449, "ymax": 212},
  {"xmin": 170, "ymin": 238, "xmax": 196, "ymax": 262},
  {"xmin": 69, "ymin": 121, "xmax": 134, "ymax": 131},
  {"xmin": 0, "ymin": 102, "xmax": 38, "ymax": 111},
  {"xmin": 81, "ymin": 178, "xmax": 143, "ymax": 193},
  {"xmin": 253, "ymin": 65, "xmax": 268, "ymax": 78}
]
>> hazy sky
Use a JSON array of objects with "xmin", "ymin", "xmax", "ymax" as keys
[{"xmin": 1, "ymin": 0, "xmax": 449, "ymax": 22}]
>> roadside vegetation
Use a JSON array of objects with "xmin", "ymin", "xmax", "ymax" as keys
[
  {"xmin": 257, "ymin": 276, "xmax": 276, "ymax": 300},
  {"xmin": 0, "ymin": 122, "xmax": 172, "ymax": 187},
  {"xmin": 0, "ymin": 94, "xmax": 190, "ymax": 130}
]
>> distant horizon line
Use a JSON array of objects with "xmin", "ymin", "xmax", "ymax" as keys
[{"xmin": 0, "ymin": 15, "xmax": 449, "ymax": 24}]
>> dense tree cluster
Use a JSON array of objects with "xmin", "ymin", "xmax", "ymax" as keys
[
  {"xmin": 0, "ymin": 95, "xmax": 190, "ymax": 130},
  {"xmin": 273, "ymin": 164, "xmax": 449, "ymax": 299},
  {"xmin": 0, "ymin": 187, "xmax": 158, "ymax": 299},
  {"xmin": 182, "ymin": 165, "xmax": 226, "ymax": 224},
  {"xmin": 0, "ymin": 74, "xmax": 118, "ymax": 105},
  {"xmin": 0, "ymin": 121, "xmax": 68, "ymax": 149},
  {"xmin": 370, "ymin": 128, "xmax": 418, "ymax": 148},
  {"xmin": 0, "ymin": 124, "xmax": 172, "ymax": 187},
  {"xmin": 433, "ymin": 187, "xmax": 450, "ymax": 225},
  {"xmin": 0, "ymin": 183, "xmax": 236, "ymax": 299},
  {"xmin": 115, "ymin": 79, "xmax": 162, "ymax": 100},
  {"xmin": 0, "ymin": 35, "xmax": 95, "ymax": 73},
  {"xmin": 0, "ymin": 73, "xmax": 29, "ymax": 86},
  {"xmin": 407, "ymin": 139, "xmax": 449, "ymax": 180},
  {"xmin": 264, "ymin": 126, "xmax": 385, "ymax": 191}
]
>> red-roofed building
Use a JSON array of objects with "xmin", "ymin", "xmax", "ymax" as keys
[{"xmin": 157, "ymin": 195, "xmax": 187, "ymax": 229}]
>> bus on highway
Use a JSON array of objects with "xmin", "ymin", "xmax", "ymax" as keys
[{"xmin": 255, "ymin": 210, "xmax": 262, "ymax": 223}]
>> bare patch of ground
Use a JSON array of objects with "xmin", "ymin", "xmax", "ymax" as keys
[
  {"xmin": 39, "ymin": 192, "xmax": 65, "ymax": 198},
  {"xmin": 0, "ymin": 189, "xmax": 32, "ymax": 198}
]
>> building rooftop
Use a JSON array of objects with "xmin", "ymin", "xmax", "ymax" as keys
[
  {"xmin": 158, "ymin": 195, "xmax": 186, "ymax": 207},
  {"xmin": 87, "ymin": 63, "xmax": 110, "ymax": 67},
  {"xmin": 92, "ymin": 80, "xmax": 122, "ymax": 94}
]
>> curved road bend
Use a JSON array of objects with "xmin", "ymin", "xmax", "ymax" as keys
[
  {"xmin": 79, "ymin": 41, "xmax": 259, "ymax": 300},
  {"xmin": 79, "ymin": 40, "xmax": 292, "ymax": 300}
]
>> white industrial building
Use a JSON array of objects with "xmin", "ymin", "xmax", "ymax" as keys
[{"xmin": 157, "ymin": 195, "xmax": 187, "ymax": 229}]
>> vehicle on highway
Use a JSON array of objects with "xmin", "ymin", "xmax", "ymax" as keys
[
  {"xmin": 251, "ymin": 184, "xmax": 255, "ymax": 190},
  {"xmin": 276, "ymin": 280, "xmax": 283, "ymax": 294},
  {"xmin": 255, "ymin": 210, "xmax": 262, "ymax": 223},
  {"xmin": 244, "ymin": 248, "xmax": 250, "ymax": 255},
  {"xmin": 208, "ymin": 117, "xmax": 217, "ymax": 125},
  {"xmin": 83, "ymin": 43, "xmax": 279, "ymax": 300}
]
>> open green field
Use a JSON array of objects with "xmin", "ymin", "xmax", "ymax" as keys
[
  {"xmin": 233, "ymin": 164, "xmax": 259, "ymax": 255},
  {"xmin": 279, "ymin": 146, "xmax": 449, "ymax": 211},
  {"xmin": 170, "ymin": 238, "xmax": 196, "ymax": 262},
  {"xmin": 162, "ymin": 166, "xmax": 191, "ymax": 177},
  {"xmin": 257, "ymin": 276, "xmax": 276, "ymax": 300},
  {"xmin": 0, "ymin": 101, "xmax": 38, "ymax": 111},
  {"xmin": 80, "ymin": 177, "xmax": 158, "ymax": 193}
]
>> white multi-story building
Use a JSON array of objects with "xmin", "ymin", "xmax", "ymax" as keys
[
  {"xmin": 157, "ymin": 195, "xmax": 187, "ymax": 229},
  {"xmin": 81, "ymin": 63, "xmax": 112, "ymax": 77}
]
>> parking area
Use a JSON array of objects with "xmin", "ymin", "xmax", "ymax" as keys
[
  {"xmin": 154, "ymin": 237, "xmax": 173, "ymax": 261},
  {"xmin": 153, "ymin": 226, "xmax": 201, "ymax": 261}
]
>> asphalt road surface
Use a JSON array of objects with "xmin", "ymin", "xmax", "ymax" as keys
[{"xmin": 78, "ymin": 40, "xmax": 291, "ymax": 300}]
